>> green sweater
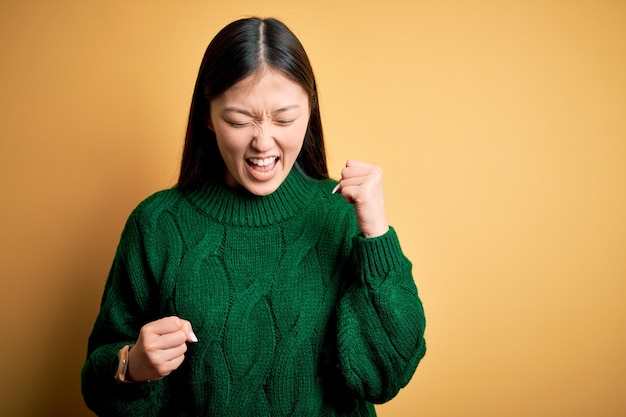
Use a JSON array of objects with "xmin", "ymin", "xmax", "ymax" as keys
[{"xmin": 82, "ymin": 167, "xmax": 426, "ymax": 417}]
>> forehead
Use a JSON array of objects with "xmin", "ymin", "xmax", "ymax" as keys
[{"xmin": 218, "ymin": 69, "xmax": 308, "ymax": 105}]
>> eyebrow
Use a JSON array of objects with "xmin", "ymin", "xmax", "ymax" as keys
[{"xmin": 222, "ymin": 105, "xmax": 300, "ymax": 118}]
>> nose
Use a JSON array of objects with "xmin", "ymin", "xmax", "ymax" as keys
[{"xmin": 251, "ymin": 121, "xmax": 275, "ymax": 152}]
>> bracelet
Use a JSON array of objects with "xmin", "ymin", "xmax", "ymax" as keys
[{"xmin": 114, "ymin": 344, "xmax": 135, "ymax": 383}]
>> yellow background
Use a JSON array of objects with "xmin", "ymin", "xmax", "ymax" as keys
[{"xmin": 1, "ymin": 1, "xmax": 625, "ymax": 416}]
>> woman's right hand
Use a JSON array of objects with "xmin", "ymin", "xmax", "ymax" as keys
[{"xmin": 127, "ymin": 316, "xmax": 198, "ymax": 382}]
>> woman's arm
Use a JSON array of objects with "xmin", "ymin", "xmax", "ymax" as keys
[
  {"xmin": 336, "ymin": 228, "xmax": 426, "ymax": 403},
  {"xmin": 333, "ymin": 160, "xmax": 426, "ymax": 402}
]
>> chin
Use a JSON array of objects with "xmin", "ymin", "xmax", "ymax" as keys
[
  {"xmin": 241, "ymin": 181, "xmax": 279, "ymax": 196},
  {"xmin": 234, "ymin": 164, "xmax": 292, "ymax": 196}
]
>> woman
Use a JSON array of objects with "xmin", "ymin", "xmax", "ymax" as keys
[{"xmin": 82, "ymin": 17, "xmax": 426, "ymax": 416}]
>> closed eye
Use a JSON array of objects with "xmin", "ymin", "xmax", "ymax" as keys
[{"xmin": 226, "ymin": 121, "xmax": 250, "ymax": 128}]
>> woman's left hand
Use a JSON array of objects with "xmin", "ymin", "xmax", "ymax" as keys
[{"xmin": 334, "ymin": 159, "xmax": 389, "ymax": 238}]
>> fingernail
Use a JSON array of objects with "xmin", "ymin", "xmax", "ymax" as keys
[
  {"xmin": 332, "ymin": 184, "xmax": 341, "ymax": 194},
  {"xmin": 189, "ymin": 331, "xmax": 199, "ymax": 343}
]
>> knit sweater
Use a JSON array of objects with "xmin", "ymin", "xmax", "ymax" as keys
[{"xmin": 81, "ymin": 166, "xmax": 426, "ymax": 417}]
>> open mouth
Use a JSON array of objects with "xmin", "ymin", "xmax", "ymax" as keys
[{"xmin": 246, "ymin": 156, "xmax": 279, "ymax": 174}]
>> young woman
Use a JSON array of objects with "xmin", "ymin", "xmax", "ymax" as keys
[{"xmin": 82, "ymin": 17, "xmax": 426, "ymax": 417}]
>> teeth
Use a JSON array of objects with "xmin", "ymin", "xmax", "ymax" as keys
[{"xmin": 249, "ymin": 157, "xmax": 276, "ymax": 166}]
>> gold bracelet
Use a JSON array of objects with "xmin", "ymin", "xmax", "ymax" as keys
[{"xmin": 114, "ymin": 344, "xmax": 135, "ymax": 383}]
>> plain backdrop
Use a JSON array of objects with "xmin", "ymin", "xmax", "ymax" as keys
[{"xmin": 1, "ymin": 1, "xmax": 625, "ymax": 416}]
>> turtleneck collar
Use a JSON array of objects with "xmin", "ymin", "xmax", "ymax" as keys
[{"xmin": 181, "ymin": 166, "xmax": 321, "ymax": 227}]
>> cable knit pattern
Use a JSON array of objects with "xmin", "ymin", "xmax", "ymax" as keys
[{"xmin": 81, "ymin": 167, "xmax": 426, "ymax": 417}]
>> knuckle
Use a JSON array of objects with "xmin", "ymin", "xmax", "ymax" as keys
[
  {"xmin": 143, "ymin": 340, "xmax": 158, "ymax": 353},
  {"xmin": 156, "ymin": 365, "xmax": 169, "ymax": 376},
  {"xmin": 139, "ymin": 325, "xmax": 151, "ymax": 338},
  {"xmin": 165, "ymin": 315, "xmax": 181, "ymax": 326},
  {"xmin": 175, "ymin": 330, "xmax": 187, "ymax": 344}
]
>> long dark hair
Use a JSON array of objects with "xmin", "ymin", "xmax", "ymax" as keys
[{"xmin": 178, "ymin": 17, "xmax": 328, "ymax": 189}]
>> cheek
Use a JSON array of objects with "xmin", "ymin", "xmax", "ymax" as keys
[
  {"xmin": 285, "ymin": 121, "xmax": 309, "ymax": 151},
  {"xmin": 216, "ymin": 129, "xmax": 246, "ymax": 158}
]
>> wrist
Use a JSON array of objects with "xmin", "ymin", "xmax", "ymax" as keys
[
  {"xmin": 361, "ymin": 224, "xmax": 389, "ymax": 238},
  {"xmin": 114, "ymin": 344, "xmax": 136, "ymax": 383}
]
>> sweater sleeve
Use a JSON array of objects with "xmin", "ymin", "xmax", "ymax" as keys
[
  {"xmin": 81, "ymin": 208, "xmax": 169, "ymax": 416},
  {"xmin": 336, "ymin": 227, "xmax": 426, "ymax": 404}
]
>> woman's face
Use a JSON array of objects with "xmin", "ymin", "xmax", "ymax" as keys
[{"xmin": 209, "ymin": 69, "xmax": 311, "ymax": 196}]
